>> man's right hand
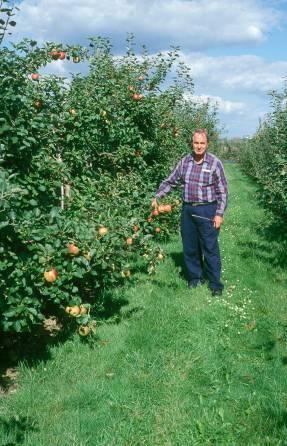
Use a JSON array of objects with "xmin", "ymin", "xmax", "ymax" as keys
[{"xmin": 151, "ymin": 198, "xmax": 158, "ymax": 209}]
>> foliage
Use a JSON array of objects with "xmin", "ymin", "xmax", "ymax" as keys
[
  {"xmin": 238, "ymin": 84, "xmax": 287, "ymax": 216},
  {"xmin": 0, "ymin": 24, "xmax": 218, "ymax": 333}
]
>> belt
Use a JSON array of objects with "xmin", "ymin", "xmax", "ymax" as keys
[{"xmin": 184, "ymin": 200, "xmax": 217, "ymax": 206}]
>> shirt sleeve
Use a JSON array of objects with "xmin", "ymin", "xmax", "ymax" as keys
[
  {"xmin": 155, "ymin": 159, "xmax": 183, "ymax": 199},
  {"xmin": 214, "ymin": 161, "xmax": 228, "ymax": 216}
]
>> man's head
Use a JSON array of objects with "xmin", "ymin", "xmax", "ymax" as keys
[{"xmin": 192, "ymin": 128, "xmax": 208, "ymax": 160}]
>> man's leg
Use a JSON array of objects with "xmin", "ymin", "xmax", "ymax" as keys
[
  {"xmin": 195, "ymin": 204, "xmax": 223, "ymax": 291},
  {"xmin": 181, "ymin": 204, "xmax": 203, "ymax": 286}
]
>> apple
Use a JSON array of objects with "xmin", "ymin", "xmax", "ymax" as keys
[
  {"xmin": 34, "ymin": 100, "xmax": 42, "ymax": 110},
  {"xmin": 172, "ymin": 128, "xmax": 180, "ymax": 137},
  {"xmin": 157, "ymin": 253, "xmax": 164, "ymax": 260},
  {"xmin": 67, "ymin": 243, "xmax": 80, "ymax": 256},
  {"xmin": 98, "ymin": 226, "xmax": 108, "ymax": 236},
  {"xmin": 50, "ymin": 48, "xmax": 60, "ymax": 60},
  {"xmin": 152, "ymin": 209, "xmax": 159, "ymax": 217},
  {"xmin": 79, "ymin": 325, "xmax": 91, "ymax": 336},
  {"xmin": 133, "ymin": 224, "xmax": 139, "ymax": 232},
  {"xmin": 121, "ymin": 270, "xmax": 131, "ymax": 278},
  {"xmin": 128, "ymin": 85, "xmax": 134, "ymax": 91},
  {"xmin": 69, "ymin": 108, "xmax": 76, "ymax": 116},
  {"xmin": 155, "ymin": 227, "xmax": 161, "ymax": 233},
  {"xmin": 58, "ymin": 51, "xmax": 66, "ymax": 60},
  {"xmin": 44, "ymin": 268, "xmax": 58, "ymax": 283},
  {"xmin": 163, "ymin": 204, "xmax": 172, "ymax": 213},
  {"xmin": 80, "ymin": 305, "xmax": 88, "ymax": 315},
  {"xmin": 69, "ymin": 305, "xmax": 81, "ymax": 316},
  {"xmin": 147, "ymin": 216, "xmax": 153, "ymax": 223},
  {"xmin": 65, "ymin": 306, "xmax": 71, "ymax": 314},
  {"xmin": 126, "ymin": 237, "xmax": 133, "ymax": 245},
  {"xmin": 158, "ymin": 205, "xmax": 166, "ymax": 213},
  {"xmin": 132, "ymin": 93, "xmax": 144, "ymax": 101},
  {"xmin": 73, "ymin": 56, "xmax": 81, "ymax": 63},
  {"xmin": 31, "ymin": 73, "xmax": 39, "ymax": 81},
  {"xmin": 138, "ymin": 75, "xmax": 144, "ymax": 81}
]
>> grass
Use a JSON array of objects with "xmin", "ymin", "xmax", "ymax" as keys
[{"xmin": 1, "ymin": 163, "xmax": 287, "ymax": 445}]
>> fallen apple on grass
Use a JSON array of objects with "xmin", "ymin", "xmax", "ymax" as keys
[{"xmin": 78, "ymin": 325, "xmax": 90, "ymax": 336}]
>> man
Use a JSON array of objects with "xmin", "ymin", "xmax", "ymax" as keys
[{"xmin": 152, "ymin": 128, "xmax": 228, "ymax": 296}]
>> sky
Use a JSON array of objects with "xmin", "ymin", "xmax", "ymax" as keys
[{"xmin": 6, "ymin": 0, "xmax": 287, "ymax": 138}]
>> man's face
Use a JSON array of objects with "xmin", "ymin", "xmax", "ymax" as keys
[{"xmin": 192, "ymin": 132, "xmax": 208, "ymax": 157}]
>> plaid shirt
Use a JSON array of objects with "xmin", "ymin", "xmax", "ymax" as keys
[{"xmin": 155, "ymin": 152, "xmax": 228, "ymax": 216}]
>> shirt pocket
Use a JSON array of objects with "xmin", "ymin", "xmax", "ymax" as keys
[{"xmin": 201, "ymin": 169, "xmax": 214, "ymax": 187}]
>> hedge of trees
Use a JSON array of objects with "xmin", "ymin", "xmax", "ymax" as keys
[
  {"xmin": 0, "ymin": 2, "xmax": 219, "ymax": 334},
  {"xmin": 239, "ymin": 85, "xmax": 287, "ymax": 217}
]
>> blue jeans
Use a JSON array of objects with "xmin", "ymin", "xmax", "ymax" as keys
[{"xmin": 181, "ymin": 202, "xmax": 223, "ymax": 290}]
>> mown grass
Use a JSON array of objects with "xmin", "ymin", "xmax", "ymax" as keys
[{"xmin": 1, "ymin": 163, "xmax": 287, "ymax": 446}]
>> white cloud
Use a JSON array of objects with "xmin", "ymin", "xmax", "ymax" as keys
[
  {"xmin": 190, "ymin": 94, "xmax": 246, "ymax": 114},
  {"xmin": 12, "ymin": 0, "xmax": 280, "ymax": 49},
  {"xmin": 182, "ymin": 53, "xmax": 287, "ymax": 94}
]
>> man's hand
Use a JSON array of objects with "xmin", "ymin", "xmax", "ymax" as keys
[
  {"xmin": 151, "ymin": 198, "xmax": 158, "ymax": 209},
  {"xmin": 213, "ymin": 215, "xmax": 223, "ymax": 229}
]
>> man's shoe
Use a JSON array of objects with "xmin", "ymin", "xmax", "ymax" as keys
[
  {"xmin": 188, "ymin": 280, "xmax": 204, "ymax": 289},
  {"xmin": 211, "ymin": 289, "xmax": 223, "ymax": 297}
]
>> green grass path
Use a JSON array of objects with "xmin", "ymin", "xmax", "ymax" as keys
[{"xmin": 1, "ymin": 164, "xmax": 287, "ymax": 445}]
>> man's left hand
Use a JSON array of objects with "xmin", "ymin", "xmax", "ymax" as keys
[{"xmin": 213, "ymin": 215, "xmax": 224, "ymax": 229}]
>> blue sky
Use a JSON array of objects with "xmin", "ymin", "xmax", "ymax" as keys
[{"xmin": 7, "ymin": 0, "xmax": 287, "ymax": 138}]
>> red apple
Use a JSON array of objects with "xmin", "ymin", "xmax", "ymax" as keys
[
  {"xmin": 44, "ymin": 268, "xmax": 58, "ymax": 283},
  {"xmin": 31, "ymin": 73, "xmax": 39, "ymax": 81},
  {"xmin": 67, "ymin": 243, "xmax": 80, "ymax": 256}
]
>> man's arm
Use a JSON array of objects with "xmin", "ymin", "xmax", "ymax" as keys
[
  {"xmin": 213, "ymin": 160, "xmax": 228, "ymax": 229},
  {"xmin": 152, "ymin": 159, "xmax": 183, "ymax": 208}
]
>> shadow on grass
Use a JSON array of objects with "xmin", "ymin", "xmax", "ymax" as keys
[
  {"xmin": 169, "ymin": 251, "xmax": 187, "ymax": 281},
  {"xmin": 0, "ymin": 287, "xmax": 133, "ymax": 393},
  {"xmin": 0, "ymin": 415, "xmax": 38, "ymax": 446},
  {"xmin": 236, "ymin": 212, "xmax": 287, "ymax": 270}
]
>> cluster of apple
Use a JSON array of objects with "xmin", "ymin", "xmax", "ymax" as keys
[
  {"xmin": 146, "ymin": 203, "xmax": 173, "ymax": 234},
  {"xmin": 30, "ymin": 49, "xmax": 81, "ymax": 83},
  {"xmin": 64, "ymin": 305, "xmax": 94, "ymax": 336},
  {"xmin": 128, "ymin": 76, "xmax": 145, "ymax": 101},
  {"xmin": 159, "ymin": 122, "xmax": 180, "ymax": 137}
]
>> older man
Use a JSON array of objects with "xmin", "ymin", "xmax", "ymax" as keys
[{"xmin": 152, "ymin": 129, "xmax": 228, "ymax": 296}]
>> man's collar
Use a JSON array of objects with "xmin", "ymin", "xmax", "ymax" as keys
[{"xmin": 190, "ymin": 152, "xmax": 209, "ymax": 164}]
